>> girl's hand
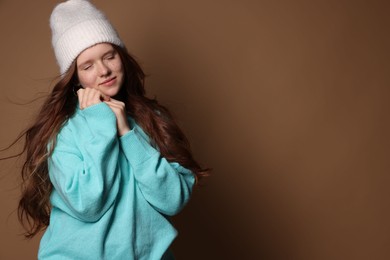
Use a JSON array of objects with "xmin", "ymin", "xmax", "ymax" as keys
[
  {"xmin": 104, "ymin": 98, "xmax": 131, "ymax": 136},
  {"xmin": 77, "ymin": 87, "xmax": 110, "ymax": 109}
]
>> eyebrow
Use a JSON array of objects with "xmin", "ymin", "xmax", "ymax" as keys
[{"xmin": 77, "ymin": 49, "xmax": 117, "ymax": 69}]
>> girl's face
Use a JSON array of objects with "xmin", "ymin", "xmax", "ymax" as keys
[{"xmin": 76, "ymin": 43, "xmax": 124, "ymax": 97}]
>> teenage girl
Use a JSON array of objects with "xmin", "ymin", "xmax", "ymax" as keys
[{"xmin": 14, "ymin": 0, "xmax": 207, "ymax": 259}]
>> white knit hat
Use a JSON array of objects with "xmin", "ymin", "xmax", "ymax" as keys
[{"xmin": 50, "ymin": 0, "xmax": 124, "ymax": 75}]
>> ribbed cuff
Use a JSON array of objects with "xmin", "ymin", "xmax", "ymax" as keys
[
  {"xmin": 119, "ymin": 127, "xmax": 159, "ymax": 167},
  {"xmin": 80, "ymin": 102, "xmax": 117, "ymax": 136}
]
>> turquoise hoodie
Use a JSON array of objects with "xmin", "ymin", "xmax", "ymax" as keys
[{"xmin": 38, "ymin": 102, "xmax": 195, "ymax": 260}]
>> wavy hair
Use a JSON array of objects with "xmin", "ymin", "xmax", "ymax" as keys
[{"xmin": 9, "ymin": 44, "xmax": 208, "ymax": 238}]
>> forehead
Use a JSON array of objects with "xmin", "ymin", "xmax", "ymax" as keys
[{"xmin": 76, "ymin": 43, "xmax": 115, "ymax": 63}]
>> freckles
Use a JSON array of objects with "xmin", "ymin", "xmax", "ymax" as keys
[{"xmin": 110, "ymin": 60, "xmax": 123, "ymax": 72}]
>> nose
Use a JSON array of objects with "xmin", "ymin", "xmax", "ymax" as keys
[{"xmin": 98, "ymin": 61, "xmax": 110, "ymax": 76}]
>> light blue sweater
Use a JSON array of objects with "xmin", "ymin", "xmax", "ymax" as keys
[{"xmin": 38, "ymin": 102, "xmax": 195, "ymax": 260}]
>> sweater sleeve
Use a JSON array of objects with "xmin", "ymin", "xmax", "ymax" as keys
[
  {"xmin": 119, "ymin": 124, "xmax": 195, "ymax": 216},
  {"xmin": 48, "ymin": 103, "xmax": 121, "ymax": 222}
]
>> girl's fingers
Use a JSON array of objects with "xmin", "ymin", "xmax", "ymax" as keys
[
  {"xmin": 106, "ymin": 98, "xmax": 121, "ymax": 104},
  {"xmin": 104, "ymin": 101, "xmax": 120, "ymax": 112},
  {"xmin": 78, "ymin": 88, "xmax": 103, "ymax": 109},
  {"xmin": 100, "ymin": 94, "xmax": 111, "ymax": 102},
  {"xmin": 105, "ymin": 99, "xmax": 125, "ymax": 110},
  {"xmin": 77, "ymin": 88, "xmax": 84, "ymax": 109}
]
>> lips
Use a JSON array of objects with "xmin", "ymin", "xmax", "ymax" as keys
[{"xmin": 100, "ymin": 77, "xmax": 116, "ymax": 86}]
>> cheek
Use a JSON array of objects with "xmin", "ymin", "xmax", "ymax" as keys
[
  {"xmin": 111, "ymin": 59, "xmax": 124, "ymax": 74},
  {"xmin": 78, "ymin": 71, "xmax": 96, "ymax": 88}
]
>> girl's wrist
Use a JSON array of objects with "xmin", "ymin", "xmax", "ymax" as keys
[{"xmin": 118, "ymin": 126, "xmax": 131, "ymax": 136}]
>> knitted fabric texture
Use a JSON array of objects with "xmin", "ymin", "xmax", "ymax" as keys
[{"xmin": 50, "ymin": 0, "xmax": 124, "ymax": 75}]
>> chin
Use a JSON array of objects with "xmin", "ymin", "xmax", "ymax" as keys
[{"xmin": 102, "ymin": 87, "xmax": 120, "ymax": 98}]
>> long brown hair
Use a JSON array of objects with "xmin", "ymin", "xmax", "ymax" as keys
[{"xmin": 12, "ymin": 44, "xmax": 208, "ymax": 238}]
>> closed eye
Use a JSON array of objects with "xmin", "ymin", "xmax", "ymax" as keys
[
  {"xmin": 83, "ymin": 64, "xmax": 92, "ymax": 70},
  {"xmin": 104, "ymin": 50, "xmax": 117, "ymax": 60},
  {"xmin": 104, "ymin": 53, "xmax": 116, "ymax": 60}
]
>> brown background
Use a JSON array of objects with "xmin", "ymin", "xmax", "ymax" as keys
[{"xmin": 1, "ymin": 0, "xmax": 389, "ymax": 259}]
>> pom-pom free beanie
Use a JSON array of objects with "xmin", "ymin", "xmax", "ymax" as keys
[{"xmin": 50, "ymin": 0, "xmax": 124, "ymax": 75}]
